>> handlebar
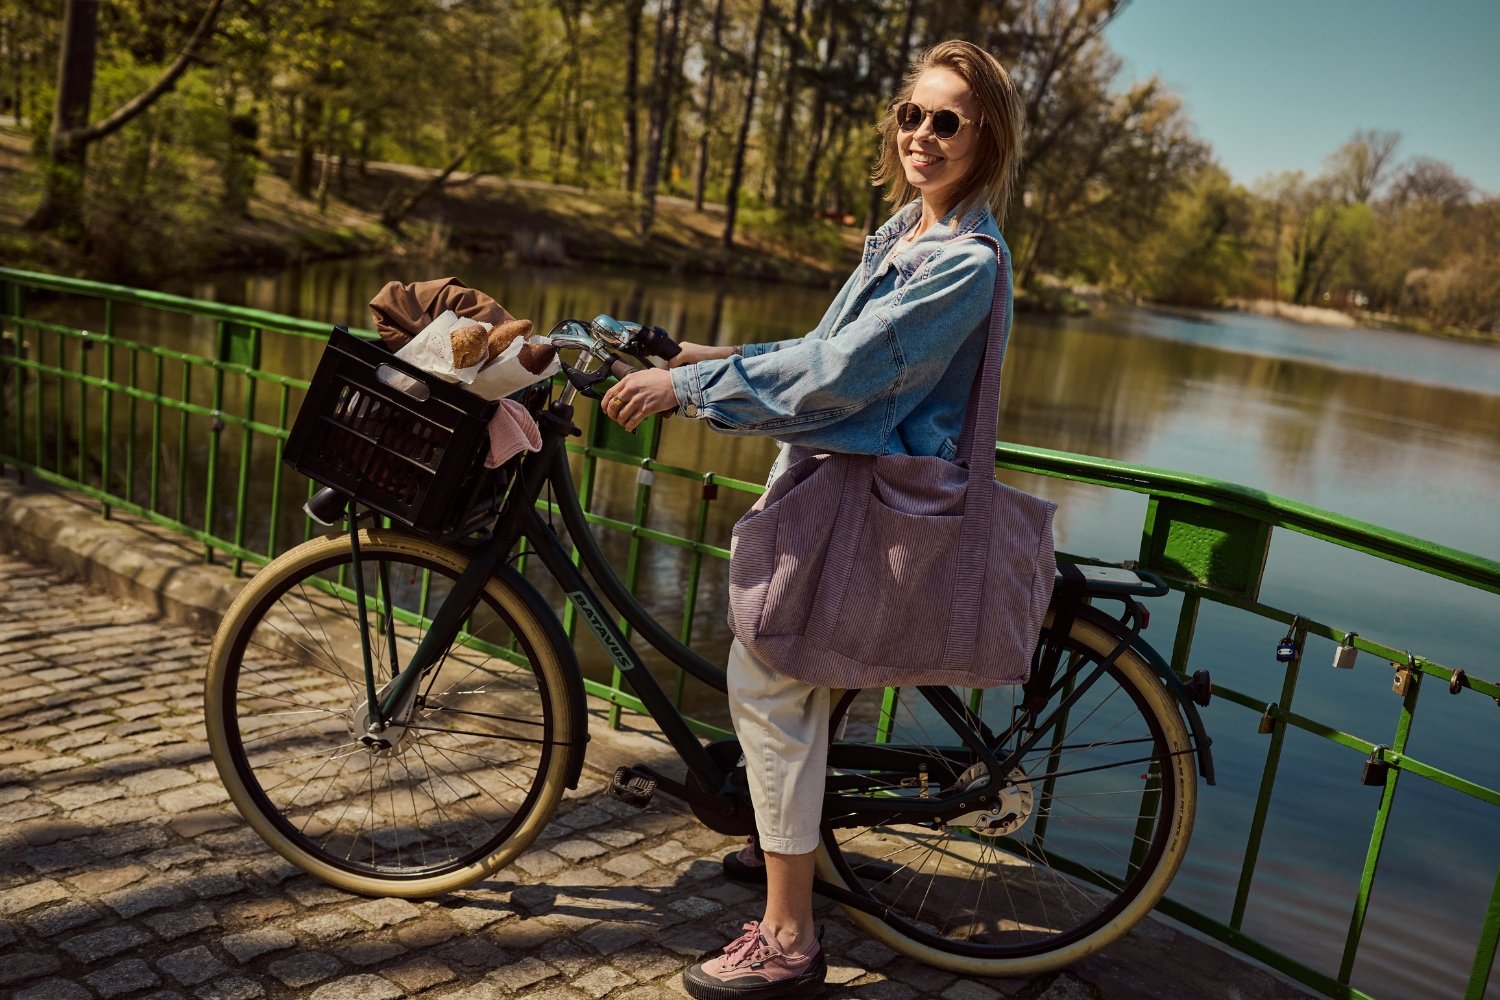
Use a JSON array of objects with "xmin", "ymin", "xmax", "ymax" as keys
[{"xmin": 548, "ymin": 314, "xmax": 682, "ymax": 400}]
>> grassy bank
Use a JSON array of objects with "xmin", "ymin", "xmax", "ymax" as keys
[{"xmin": 0, "ymin": 129, "xmax": 858, "ymax": 289}]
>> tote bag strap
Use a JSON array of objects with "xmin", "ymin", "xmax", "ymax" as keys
[{"xmin": 943, "ymin": 233, "xmax": 1012, "ymax": 669}]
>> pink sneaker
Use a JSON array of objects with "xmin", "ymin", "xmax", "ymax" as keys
[{"xmin": 683, "ymin": 921, "xmax": 826, "ymax": 999}]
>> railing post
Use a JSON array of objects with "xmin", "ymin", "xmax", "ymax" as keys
[
  {"xmin": 1338, "ymin": 665, "xmax": 1423, "ymax": 984},
  {"xmin": 1230, "ymin": 617, "xmax": 1306, "ymax": 930}
]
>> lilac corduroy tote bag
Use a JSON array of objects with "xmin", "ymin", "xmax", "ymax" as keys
[{"xmin": 726, "ymin": 236, "xmax": 1056, "ymax": 690}]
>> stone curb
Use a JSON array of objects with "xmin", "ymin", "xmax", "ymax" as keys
[{"xmin": 0, "ymin": 475, "xmax": 242, "ymax": 635}]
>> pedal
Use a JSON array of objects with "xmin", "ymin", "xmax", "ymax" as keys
[{"xmin": 610, "ymin": 766, "xmax": 657, "ymax": 808}]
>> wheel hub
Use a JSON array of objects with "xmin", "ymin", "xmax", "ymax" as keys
[
  {"xmin": 348, "ymin": 679, "xmax": 421, "ymax": 759},
  {"xmin": 946, "ymin": 766, "xmax": 1035, "ymax": 837}
]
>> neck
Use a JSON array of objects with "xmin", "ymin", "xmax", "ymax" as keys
[{"xmin": 913, "ymin": 196, "xmax": 954, "ymax": 238}]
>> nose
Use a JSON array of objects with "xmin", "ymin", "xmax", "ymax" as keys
[{"xmin": 910, "ymin": 112, "xmax": 937, "ymax": 141}]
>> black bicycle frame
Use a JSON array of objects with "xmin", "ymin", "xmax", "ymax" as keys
[{"xmin": 359, "ymin": 395, "xmax": 1199, "ymax": 834}]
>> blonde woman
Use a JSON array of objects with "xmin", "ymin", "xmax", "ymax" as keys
[{"xmin": 602, "ymin": 39, "xmax": 1026, "ymax": 999}]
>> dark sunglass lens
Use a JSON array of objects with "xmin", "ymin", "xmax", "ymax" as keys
[
  {"xmin": 896, "ymin": 102, "xmax": 923, "ymax": 131},
  {"xmin": 930, "ymin": 110, "xmax": 961, "ymax": 139}
]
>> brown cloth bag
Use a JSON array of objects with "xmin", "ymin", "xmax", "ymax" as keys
[{"xmin": 368, "ymin": 277, "xmax": 517, "ymax": 351}]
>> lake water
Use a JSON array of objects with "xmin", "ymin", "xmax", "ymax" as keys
[{"xmin": 147, "ymin": 257, "xmax": 1500, "ymax": 998}]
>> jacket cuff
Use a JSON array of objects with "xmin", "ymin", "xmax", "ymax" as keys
[
  {"xmin": 670, "ymin": 365, "xmax": 705, "ymax": 419},
  {"xmin": 741, "ymin": 342, "xmax": 774, "ymax": 359}
]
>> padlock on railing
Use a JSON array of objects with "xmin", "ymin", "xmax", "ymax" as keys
[
  {"xmin": 1391, "ymin": 652, "xmax": 1418, "ymax": 696},
  {"xmin": 1257, "ymin": 703, "xmax": 1278, "ymax": 734},
  {"xmin": 1333, "ymin": 632, "xmax": 1359, "ymax": 669},
  {"xmin": 1275, "ymin": 616, "xmax": 1302, "ymax": 663},
  {"xmin": 1362, "ymin": 745, "xmax": 1392, "ymax": 786}
]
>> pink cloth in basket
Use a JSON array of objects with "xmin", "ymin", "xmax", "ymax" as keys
[{"xmin": 485, "ymin": 398, "xmax": 541, "ymax": 469}]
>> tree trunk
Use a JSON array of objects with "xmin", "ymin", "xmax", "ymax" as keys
[
  {"xmin": 770, "ymin": 0, "xmax": 807, "ymax": 208},
  {"xmin": 25, "ymin": 0, "xmax": 99, "ymax": 235},
  {"xmin": 622, "ymin": 0, "xmax": 644, "ymax": 192},
  {"xmin": 866, "ymin": 0, "xmax": 920, "ymax": 234},
  {"xmin": 797, "ymin": 0, "xmax": 839, "ymax": 210},
  {"xmin": 723, "ymin": 0, "xmax": 772, "ymax": 249},
  {"xmin": 693, "ymin": 0, "xmax": 728, "ymax": 211},
  {"xmin": 292, "ymin": 95, "xmax": 320, "ymax": 199},
  {"xmin": 28, "ymin": 0, "xmax": 226, "ymax": 235},
  {"xmin": 639, "ymin": 0, "xmax": 685, "ymax": 235}
]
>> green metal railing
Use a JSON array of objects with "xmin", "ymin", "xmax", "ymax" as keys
[{"xmin": 2, "ymin": 266, "xmax": 1496, "ymax": 1000}]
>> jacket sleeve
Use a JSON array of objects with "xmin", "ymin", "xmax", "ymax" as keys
[
  {"xmin": 671, "ymin": 242, "xmax": 997, "ymax": 438},
  {"xmin": 740, "ymin": 262, "xmax": 861, "ymax": 359}
]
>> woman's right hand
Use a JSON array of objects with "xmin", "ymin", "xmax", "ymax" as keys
[{"xmin": 668, "ymin": 342, "xmax": 739, "ymax": 368}]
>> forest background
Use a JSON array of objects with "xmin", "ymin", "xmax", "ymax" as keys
[{"xmin": 1, "ymin": 0, "xmax": 1496, "ymax": 336}]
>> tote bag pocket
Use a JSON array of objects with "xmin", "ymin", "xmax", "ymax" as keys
[{"xmin": 824, "ymin": 499, "xmax": 963, "ymax": 667}]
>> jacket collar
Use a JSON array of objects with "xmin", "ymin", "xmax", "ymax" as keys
[{"xmin": 861, "ymin": 199, "xmax": 993, "ymax": 282}]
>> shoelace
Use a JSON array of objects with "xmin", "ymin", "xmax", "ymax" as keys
[{"xmin": 722, "ymin": 922, "xmax": 774, "ymax": 968}]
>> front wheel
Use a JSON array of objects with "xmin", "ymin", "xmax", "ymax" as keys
[
  {"xmin": 205, "ymin": 528, "xmax": 584, "ymax": 898},
  {"xmin": 817, "ymin": 609, "xmax": 1197, "ymax": 975}
]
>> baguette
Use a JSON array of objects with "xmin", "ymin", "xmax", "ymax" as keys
[{"xmin": 481, "ymin": 319, "xmax": 535, "ymax": 369}]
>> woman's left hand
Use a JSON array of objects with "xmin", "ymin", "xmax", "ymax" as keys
[{"xmin": 601, "ymin": 368, "xmax": 679, "ymax": 432}]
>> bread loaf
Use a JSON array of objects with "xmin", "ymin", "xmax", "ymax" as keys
[
  {"xmin": 518, "ymin": 343, "xmax": 556, "ymax": 375},
  {"xmin": 483, "ymin": 319, "xmax": 534, "ymax": 366},
  {"xmin": 450, "ymin": 321, "xmax": 488, "ymax": 368}
]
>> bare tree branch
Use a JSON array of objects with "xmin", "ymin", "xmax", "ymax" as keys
[{"xmin": 69, "ymin": 0, "xmax": 228, "ymax": 146}]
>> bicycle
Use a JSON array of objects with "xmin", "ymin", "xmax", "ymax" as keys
[{"xmin": 204, "ymin": 316, "xmax": 1216, "ymax": 976}]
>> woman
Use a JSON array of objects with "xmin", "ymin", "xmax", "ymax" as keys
[{"xmin": 601, "ymin": 39, "xmax": 1026, "ymax": 999}]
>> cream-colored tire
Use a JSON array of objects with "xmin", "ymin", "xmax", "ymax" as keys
[
  {"xmin": 818, "ymin": 610, "xmax": 1197, "ymax": 975},
  {"xmin": 205, "ymin": 529, "xmax": 583, "ymax": 898}
]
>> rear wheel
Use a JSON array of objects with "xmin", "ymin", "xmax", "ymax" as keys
[
  {"xmin": 205, "ymin": 529, "xmax": 582, "ymax": 898},
  {"xmin": 817, "ymin": 609, "xmax": 1197, "ymax": 975}
]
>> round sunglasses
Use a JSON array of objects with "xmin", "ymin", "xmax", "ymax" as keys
[{"xmin": 893, "ymin": 101, "xmax": 979, "ymax": 140}]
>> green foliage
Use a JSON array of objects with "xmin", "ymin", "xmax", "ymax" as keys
[
  {"xmin": 1135, "ymin": 166, "xmax": 1254, "ymax": 306},
  {"xmin": 80, "ymin": 62, "xmax": 227, "ymax": 279},
  {"xmin": 4, "ymin": 0, "xmax": 1495, "ymax": 334},
  {"xmin": 739, "ymin": 206, "xmax": 847, "ymax": 261}
]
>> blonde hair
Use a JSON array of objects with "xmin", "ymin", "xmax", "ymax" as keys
[{"xmin": 872, "ymin": 40, "xmax": 1025, "ymax": 225}]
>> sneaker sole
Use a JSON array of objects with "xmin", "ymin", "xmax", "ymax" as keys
[{"xmin": 682, "ymin": 964, "xmax": 826, "ymax": 1000}]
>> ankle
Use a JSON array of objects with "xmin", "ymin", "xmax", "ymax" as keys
[{"xmin": 761, "ymin": 920, "xmax": 816, "ymax": 956}]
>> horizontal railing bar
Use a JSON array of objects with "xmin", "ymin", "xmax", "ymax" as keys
[
  {"xmin": 998, "ymin": 443, "xmax": 1500, "ymax": 596},
  {"xmin": 1252, "ymin": 703, "xmax": 1500, "ymax": 805},
  {"xmin": 1174, "ymin": 582, "xmax": 1499, "ymax": 702},
  {"xmin": 4, "ymin": 324, "xmax": 313, "ymax": 389},
  {"xmin": 580, "ymin": 676, "xmax": 732, "ymax": 740},
  {"xmin": 5, "ymin": 360, "xmax": 294, "ymax": 440},
  {"xmin": 567, "ymin": 443, "xmax": 766, "ymax": 494},
  {"xmin": 536, "ymin": 501, "xmax": 731, "ymax": 560},
  {"xmin": 1, "ymin": 266, "xmax": 355, "ymax": 339}
]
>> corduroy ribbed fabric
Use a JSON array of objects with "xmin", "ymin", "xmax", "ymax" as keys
[{"xmin": 727, "ymin": 235, "xmax": 1056, "ymax": 690}]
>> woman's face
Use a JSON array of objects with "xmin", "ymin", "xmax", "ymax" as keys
[{"xmin": 897, "ymin": 67, "xmax": 981, "ymax": 216}]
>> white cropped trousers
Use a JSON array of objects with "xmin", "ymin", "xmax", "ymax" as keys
[{"xmin": 725, "ymin": 638, "xmax": 830, "ymax": 856}]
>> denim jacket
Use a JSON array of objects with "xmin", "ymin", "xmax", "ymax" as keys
[{"xmin": 670, "ymin": 199, "xmax": 1010, "ymax": 464}]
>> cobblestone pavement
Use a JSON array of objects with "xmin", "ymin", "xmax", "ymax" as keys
[{"xmin": 0, "ymin": 550, "xmax": 1310, "ymax": 1000}]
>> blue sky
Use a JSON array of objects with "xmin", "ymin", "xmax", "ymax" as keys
[{"xmin": 1103, "ymin": 0, "xmax": 1500, "ymax": 195}]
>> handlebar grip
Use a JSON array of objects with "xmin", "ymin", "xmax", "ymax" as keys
[
  {"xmin": 608, "ymin": 357, "xmax": 636, "ymax": 380},
  {"xmin": 641, "ymin": 325, "xmax": 681, "ymax": 361}
]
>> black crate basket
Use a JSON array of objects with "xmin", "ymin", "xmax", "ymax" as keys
[{"xmin": 283, "ymin": 325, "xmax": 508, "ymax": 539}]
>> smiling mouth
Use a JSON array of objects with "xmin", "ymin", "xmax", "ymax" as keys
[{"xmin": 909, "ymin": 151, "xmax": 943, "ymax": 166}]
